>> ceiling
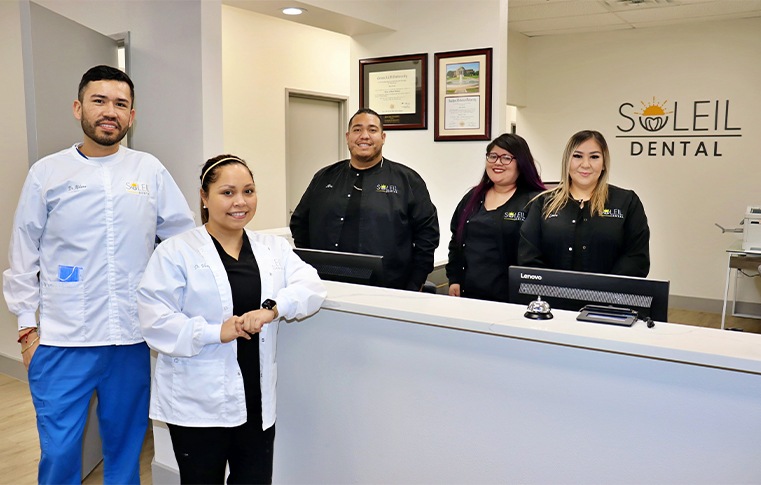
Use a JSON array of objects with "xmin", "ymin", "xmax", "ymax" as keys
[
  {"xmin": 223, "ymin": 0, "xmax": 761, "ymax": 37},
  {"xmin": 222, "ymin": 0, "xmax": 393, "ymax": 36},
  {"xmin": 509, "ymin": 0, "xmax": 761, "ymax": 37}
]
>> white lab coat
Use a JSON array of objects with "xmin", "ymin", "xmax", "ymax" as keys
[
  {"xmin": 2, "ymin": 145, "xmax": 195, "ymax": 344},
  {"xmin": 137, "ymin": 226, "xmax": 326, "ymax": 429}
]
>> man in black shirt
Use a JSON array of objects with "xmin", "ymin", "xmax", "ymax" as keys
[{"xmin": 290, "ymin": 108, "xmax": 439, "ymax": 290}]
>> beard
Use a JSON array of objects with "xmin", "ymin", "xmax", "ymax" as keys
[
  {"xmin": 81, "ymin": 117, "xmax": 130, "ymax": 147},
  {"xmin": 349, "ymin": 145, "xmax": 382, "ymax": 165}
]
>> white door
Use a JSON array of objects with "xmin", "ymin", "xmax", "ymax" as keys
[
  {"xmin": 20, "ymin": 2, "xmax": 120, "ymax": 478},
  {"xmin": 285, "ymin": 92, "xmax": 347, "ymax": 224}
]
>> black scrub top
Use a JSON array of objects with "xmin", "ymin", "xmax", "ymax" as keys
[
  {"xmin": 211, "ymin": 232, "xmax": 263, "ymax": 424},
  {"xmin": 517, "ymin": 184, "xmax": 650, "ymax": 277},
  {"xmin": 446, "ymin": 186, "xmax": 539, "ymax": 302},
  {"xmin": 461, "ymin": 204, "xmax": 504, "ymax": 300}
]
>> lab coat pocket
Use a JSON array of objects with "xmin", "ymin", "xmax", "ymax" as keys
[
  {"xmin": 40, "ymin": 281, "xmax": 85, "ymax": 333},
  {"xmin": 170, "ymin": 357, "xmax": 225, "ymax": 421}
]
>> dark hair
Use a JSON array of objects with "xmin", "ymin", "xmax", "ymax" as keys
[
  {"xmin": 78, "ymin": 65, "xmax": 135, "ymax": 106},
  {"xmin": 455, "ymin": 133, "xmax": 546, "ymax": 242},
  {"xmin": 199, "ymin": 154, "xmax": 254, "ymax": 224},
  {"xmin": 348, "ymin": 108, "xmax": 384, "ymax": 131}
]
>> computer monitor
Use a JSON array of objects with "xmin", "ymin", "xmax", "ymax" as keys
[
  {"xmin": 508, "ymin": 266, "xmax": 670, "ymax": 322},
  {"xmin": 293, "ymin": 248, "xmax": 384, "ymax": 287}
]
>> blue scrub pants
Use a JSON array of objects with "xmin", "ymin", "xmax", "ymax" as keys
[{"xmin": 27, "ymin": 343, "xmax": 150, "ymax": 485}]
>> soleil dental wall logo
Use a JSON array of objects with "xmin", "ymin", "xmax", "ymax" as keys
[{"xmin": 616, "ymin": 97, "xmax": 742, "ymax": 157}]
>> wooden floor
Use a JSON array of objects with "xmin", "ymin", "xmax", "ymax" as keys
[
  {"xmin": 1, "ymin": 308, "xmax": 759, "ymax": 484},
  {"xmin": 0, "ymin": 372, "xmax": 154, "ymax": 485}
]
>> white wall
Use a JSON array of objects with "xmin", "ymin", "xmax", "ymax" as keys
[
  {"xmin": 221, "ymin": 6, "xmax": 351, "ymax": 230},
  {"xmin": 222, "ymin": 0, "xmax": 517, "ymax": 263},
  {"xmin": 514, "ymin": 18, "xmax": 761, "ymax": 303},
  {"xmin": 348, "ymin": 0, "xmax": 510, "ymax": 263},
  {"xmin": 0, "ymin": 1, "xmax": 32, "ymax": 364},
  {"xmin": 223, "ymin": 1, "xmax": 511, "ymax": 258},
  {"xmin": 507, "ymin": 29, "xmax": 528, "ymax": 107},
  {"xmin": 0, "ymin": 0, "xmax": 223, "ymax": 363}
]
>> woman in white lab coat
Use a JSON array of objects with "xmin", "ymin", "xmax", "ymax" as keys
[{"xmin": 138, "ymin": 154, "xmax": 326, "ymax": 484}]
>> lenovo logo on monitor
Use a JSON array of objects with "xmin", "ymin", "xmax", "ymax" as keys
[{"xmin": 520, "ymin": 272, "xmax": 542, "ymax": 281}]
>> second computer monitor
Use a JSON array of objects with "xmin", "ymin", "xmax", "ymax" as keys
[
  {"xmin": 293, "ymin": 248, "xmax": 384, "ymax": 287},
  {"xmin": 508, "ymin": 266, "xmax": 670, "ymax": 322}
]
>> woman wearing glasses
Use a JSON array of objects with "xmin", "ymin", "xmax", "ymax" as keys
[
  {"xmin": 518, "ymin": 130, "xmax": 650, "ymax": 276},
  {"xmin": 446, "ymin": 133, "xmax": 546, "ymax": 302}
]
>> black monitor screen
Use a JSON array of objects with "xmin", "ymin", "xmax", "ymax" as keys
[
  {"xmin": 508, "ymin": 266, "xmax": 670, "ymax": 322},
  {"xmin": 294, "ymin": 248, "xmax": 384, "ymax": 287}
]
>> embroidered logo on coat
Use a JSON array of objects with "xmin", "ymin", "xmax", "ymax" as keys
[
  {"xmin": 376, "ymin": 184, "xmax": 398, "ymax": 194},
  {"xmin": 125, "ymin": 182, "xmax": 150, "ymax": 196},
  {"xmin": 601, "ymin": 208, "xmax": 625, "ymax": 219},
  {"xmin": 504, "ymin": 211, "xmax": 526, "ymax": 221}
]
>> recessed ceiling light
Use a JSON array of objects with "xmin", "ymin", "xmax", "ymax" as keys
[{"xmin": 282, "ymin": 7, "xmax": 306, "ymax": 15}]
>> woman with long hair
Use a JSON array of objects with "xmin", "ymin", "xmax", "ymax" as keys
[
  {"xmin": 446, "ymin": 133, "xmax": 546, "ymax": 302},
  {"xmin": 518, "ymin": 130, "xmax": 650, "ymax": 276}
]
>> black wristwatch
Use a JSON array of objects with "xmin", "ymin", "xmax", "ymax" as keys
[{"xmin": 261, "ymin": 299, "xmax": 278, "ymax": 319}]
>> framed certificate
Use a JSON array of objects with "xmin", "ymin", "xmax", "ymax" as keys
[
  {"xmin": 434, "ymin": 48, "xmax": 492, "ymax": 141},
  {"xmin": 359, "ymin": 53, "xmax": 427, "ymax": 130}
]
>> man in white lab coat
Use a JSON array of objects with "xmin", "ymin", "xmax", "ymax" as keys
[{"xmin": 2, "ymin": 65, "xmax": 195, "ymax": 484}]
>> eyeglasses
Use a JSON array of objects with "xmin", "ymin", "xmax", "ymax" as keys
[{"xmin": 486, "ymin": 153, "xmax": 516, "ymax": 165}]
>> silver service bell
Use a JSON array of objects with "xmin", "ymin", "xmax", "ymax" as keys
[{"xmin": 524, "ymin": 295, "xmax": 553, "ymax": 320}]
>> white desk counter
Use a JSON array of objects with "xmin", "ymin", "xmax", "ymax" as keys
[
  {"xmin": 322, "ymin": 281, "xmax": 761, "ymax": 374},
  {"xmin": 153, "ymin": 281, "xmax": 761, "ymax": 484}
]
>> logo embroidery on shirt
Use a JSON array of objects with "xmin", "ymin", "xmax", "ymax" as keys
[
  {"xmin": 504, "ymin": 211, "xmax": 526, "ymax": 221},
  {"xmin": 67, "ymin": 184, "xmax": 87, "ymax": 192},
  {"xmin": 325, "ymin": 184, "xmax": 334, "ymax": 189},
  {"xmin": 193, "ymin": 263, "xmax": 210, "ymax": 270},
  {"xmin": 376, "ymin": 184, "xmax": 398, "ymax": 194},
  {"xmin": 602, "ymin": 208, "xmax": 625, "ymax": 219},
  {"xmin": 125, "ymin": 182, "xmax": 150, "ymax": 196}
]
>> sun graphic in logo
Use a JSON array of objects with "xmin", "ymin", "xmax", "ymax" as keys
[{"xmin": 634, "ymin": 97, "xmax": 673, "ymax": 132}]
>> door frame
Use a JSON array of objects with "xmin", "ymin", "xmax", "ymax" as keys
[{"xmin": 284, "ymin": 89, "xmax": 348, "ymax": 223}]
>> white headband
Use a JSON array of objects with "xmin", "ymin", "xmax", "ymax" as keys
[{"xmin": 201, "ymin": 156, "xmax": 245, "ymax": 185}]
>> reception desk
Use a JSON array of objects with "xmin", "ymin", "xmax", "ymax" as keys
[{"xmin": 152, "ymin": 281, "xmax": 761, "ymax": 484}]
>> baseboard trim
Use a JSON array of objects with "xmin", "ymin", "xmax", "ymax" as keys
[
  {"xmin": 668, "ymin": 295, "xmax": 723, "ymax": 313},
  {"xmin": 0, "ymin": 354, "xmax": 27, "ymax": 382},
  {"xmin": 668, "ymin": 294, "xmax": 761, "ymax": 316}
]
